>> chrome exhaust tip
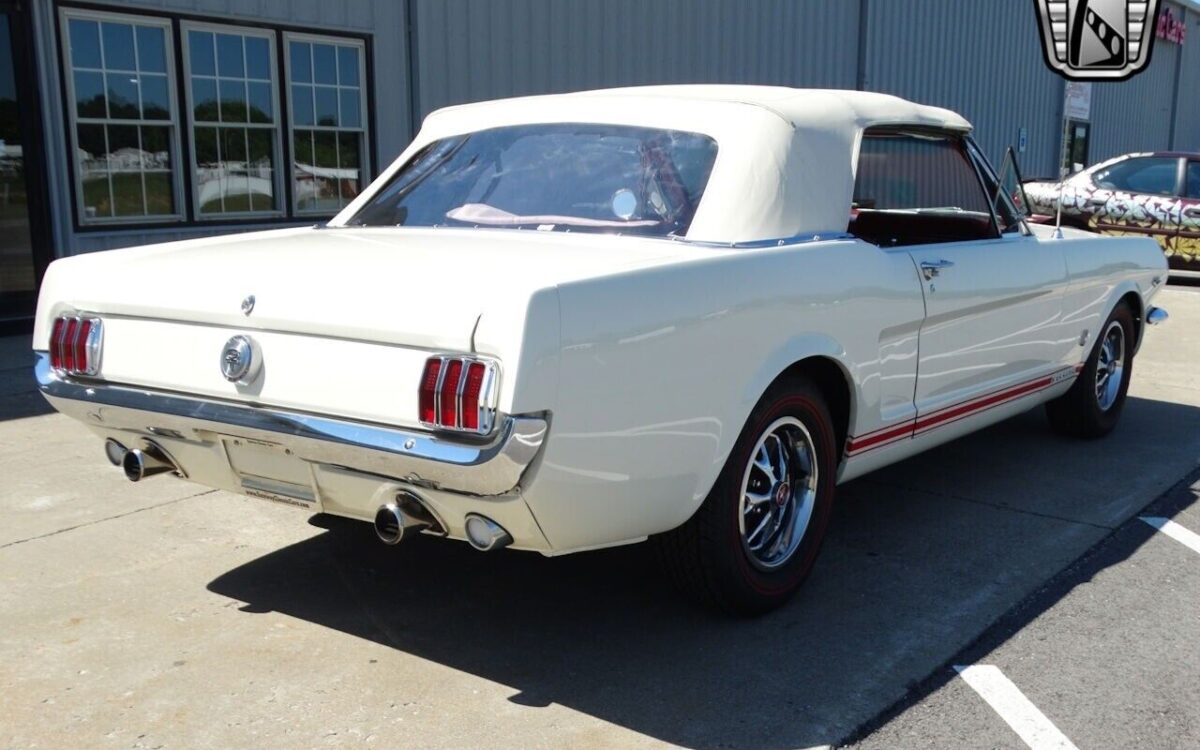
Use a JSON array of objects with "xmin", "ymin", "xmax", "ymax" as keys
[
  {"xmin": 121, "ymin": 442, "xmax": 178, "ymax": 482},
  {"xmin": 104, "ymin": 439, "xmax": 127, "ymax": 467},
  {"xmin": 464, "ymin": 514, "xmax": 512, "ymax": 552},
  {"xmin": 373, "ymin": 493, "xmax": 434, "ymax": 545}
]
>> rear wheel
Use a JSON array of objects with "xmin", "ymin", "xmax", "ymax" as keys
[
  {"xmin": 1045, "ymin": 302, "xmax": 1135, "ymax": 438},
  {"xmin": 654, "ymin": 375, "xmax": 837, "ymax": 615}
]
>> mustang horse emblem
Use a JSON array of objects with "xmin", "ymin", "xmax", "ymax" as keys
[{"xmin": 219, "ymin": 335, "xmax": 259, "ymax": 384}]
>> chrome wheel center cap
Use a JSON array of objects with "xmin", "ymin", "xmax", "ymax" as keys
[
  {"xmin": 1107, "ymin": 360, "xmax": 1117, "ymax": 375},
  {"xmin": 774, "ymin": 483, "xmax": 791, "ymax": 508}
]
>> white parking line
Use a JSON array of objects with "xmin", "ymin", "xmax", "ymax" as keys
[
  {"xmin": 953, "ymin": 665, "xmax": 1079, "ymax": 750},
  {"xmin": 1140, "ymin": 517, "xmax": 1200, "ymax": 555}
]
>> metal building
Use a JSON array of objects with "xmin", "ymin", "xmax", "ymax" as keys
[{"xmin": 1, "ymin": 0, "xmax": 1198, "ymax": 326}]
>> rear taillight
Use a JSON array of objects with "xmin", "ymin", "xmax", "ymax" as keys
[
  {"xmin": 419, "ymin": 355, "xmax": 499, "ymax": 435},
  {"xmin": 49, "ymin": 314, "xmax": 103, "ymax": 376}
]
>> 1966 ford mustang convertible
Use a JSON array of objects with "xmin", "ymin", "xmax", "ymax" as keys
[{"xmin": 35, "ymin": 86, "xmax": 1169, "ymax": 613}]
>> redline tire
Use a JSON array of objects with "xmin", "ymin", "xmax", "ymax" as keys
[
  {"xmin": 654, "ymin": 374, "xmax": 837, "ymax": 615},
  {"xmin": 1045, "ymin": 302, "xmax": 1135, "ymax": 439}
]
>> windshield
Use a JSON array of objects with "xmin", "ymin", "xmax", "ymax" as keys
[{"xmin": 346, "ymin": 124, "xmax": 719, "ymax": 237}]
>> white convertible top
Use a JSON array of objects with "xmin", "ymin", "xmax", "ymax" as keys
[{"xmin": 334, "ymin": 86, "xmax": 975, "ymax": 244}]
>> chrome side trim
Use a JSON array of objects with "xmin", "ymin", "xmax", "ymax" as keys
[
  {"xmin": 677, "ymin": 231, "xmax": 856, "ymax": 249},
  {"xmin": 34, "ymin": 352, "xmax": 547, "ymax": 497}
]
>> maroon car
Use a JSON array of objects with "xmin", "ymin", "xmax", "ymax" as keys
[{"xmin": 1024, "ymin": 152, "xmax": 1200, "ymax": 275}]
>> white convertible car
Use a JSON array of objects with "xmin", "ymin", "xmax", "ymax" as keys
[{"xmin": 36, "ymin": 86, "xmax": 1168, "ymax": 613}]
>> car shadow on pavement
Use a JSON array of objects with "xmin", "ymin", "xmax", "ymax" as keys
[{"xmin": 207, "ymin": 397, "xmax": 1200, "ymax": 749}]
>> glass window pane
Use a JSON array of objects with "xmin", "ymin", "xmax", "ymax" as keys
[
  {"xmin": 140, "ymin": 74, "xmax": 170, "ymax": 120},
  {"xmin": 192, "ymin": 77, "xmax": 218, "ymax": 121},
  {"xmin": 339, "ymin": 89, "xmax": 360, "ymax": 128},
  {"xmin": 77, "ymin": 124, "xmax": 111, "ymax": 218},
  {"xmin": 313, "ymin": 130, "xmax": 338, "ymax": 211},
  {"xmin": 216, "ymin": 33, "xmax": 244, "ymax": 78},
  {"xmin": 194, "ymin": 126, "xmax": 218, "ymax": 164},
  {"xmin": 140, "ymin": 125, "xmax": 171, "ymax": 169},
  {"xmin": 337, "ymin": 46, "xmax": 359, "ymax": 87},
  {"xmin": 105, "ymin": 72, "xmax": 139, "ymax": 119},
  {"xmin": 195, "ymin": 126, "xmax": 221, "ymax": 214},
  {"xmin": 246, "ymin": 36, "xmax": 270, "ymax": 80},
  {"xmin": 141, "ymin": 126, "xmax": 173, "ymax": 215},
  {"xmin": 189, "ymin": 31, "xmax": 215, "ymax": 76},
  {"xmin": 68, "ymin": 19, "xmax": 102, "ymax": 69},
  {"xmin": 101, "ymin": 22, "xmax": 136, "ymax": 71},
  {"xmin": 312, "ymin": 44, "xmax": 336, "ymax": 85},
  {"xmin": 74, "ymin": 71, "xmax": 106, "ymax": 118},
  {"xmin": 293, "ymin": 129, "xmax": 315, "ymax": 211},
  {"xmin": 289, "ymin": 41, "xmax": 311, "ymax": 83},
  {"xmin": 144, "ymin": 172, "xmax": 173, "ymax": 215},
  {"xmin": 338, "ymin": 131, "xmax": 361, "ymax": 203},
  {"xmin": 247, "ymin": 81, "xmax": 272, "ymax": 124},
  {"xmin": 314, "ymin": 130, "xmax": 336, "ymax": 169},
  {"xmin": 136, "ymin": 26, "xmax": 167, "ymax": 73},
  {"xmin": 315, "ymin": 86, "xmax": 337, "ymax": 127},
  {"xmin": 247, "ymin": 129, "xmax": 276, "ymax": 211},
  {"xmin": 219, "ymin": 79, "xmax": 247, "ymax": 123},
  {"xmin": 221, "ymin": 127, "xmax": 250, "ymax": 212},
  {"xmin": 1186, "ymin": 162, "xmax": 1200, "ymax": 199},
  {"xmin": 291, "ymin": 84, "xmax": 314, "ymax": 126},
  {"xmin": 1092, "ymin": 157, "xmax": 1180, "ymax": 196},
  {"xmin": 107, "ymin": 124, "xmax": 144, "ymax": 216}
]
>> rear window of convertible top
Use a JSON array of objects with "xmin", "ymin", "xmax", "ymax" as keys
[{"xmin": 346, "ymin": 123, "xmax": 719, "ymax": 237}]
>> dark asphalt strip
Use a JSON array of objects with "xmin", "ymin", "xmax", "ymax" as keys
[{"xmin": 839, "ymin": 465, "xmax": 1200, "ymax": 748}]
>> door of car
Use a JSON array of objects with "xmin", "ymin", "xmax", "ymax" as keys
[
  {"xmin": 850, "ymin": 128, "xmax": 1071, "ymax": 432},
  {"xmin": 1177, "ymin": 160, "xmax": 1200, "ymax": 274},
  {"xmin": 1086, "ymin": 155, "xmax": 1183, "ymax": 255}
]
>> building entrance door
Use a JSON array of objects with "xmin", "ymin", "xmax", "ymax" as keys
[
  {"xmin": 0, "ymin": 1, "xmax": 52, "ymax": 329},
  {"xmin": 1063, "ymin": 119, "xmax": 1092, "ymax": 175}
]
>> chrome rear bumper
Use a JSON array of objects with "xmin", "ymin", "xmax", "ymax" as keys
[{"xmin": 34, "ymin": 352, "xmax": 547, "ymax": 496}]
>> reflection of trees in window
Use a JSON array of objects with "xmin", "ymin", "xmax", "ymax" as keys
[
  {"xmin": 287, "ymin": 37, "xmax": 366, "ymax": 214},
  {"xmin": 186, "ymin": 28, "xmax": 279, "ymax": 216},
  {"xmin": 65, "ymin": 13, "xmax": 177, "ymax": 220}
]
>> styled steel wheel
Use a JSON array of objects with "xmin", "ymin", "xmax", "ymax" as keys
[
  {"xmin": 1095, "ymin": 320, "xmax": 1125, "ymax": 412},
  {"xmin": 653, "ymin": 374, "xmax": 837, "ymax": 615},
  {"xmin": 738, "ymin": 417, "xmax": 819, "ymax": 571},
  {"xmin": 1045, "ymin": 302, "xmax": 1134, "ymax": 439}
]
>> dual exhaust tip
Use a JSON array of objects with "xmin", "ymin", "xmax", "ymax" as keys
[
  {"xmin": 373, "ymin": 493, "xmax": 511, "ymax": 552},
  {"xmin": 106, "ymin": 439, "xmax": 510, "ymax": 552},
  {"xmin": 106, "ymin": 439, "xmax": 181, "ymax": 482}
]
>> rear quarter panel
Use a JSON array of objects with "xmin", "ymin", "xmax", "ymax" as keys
[
  {"xmin": 521, "ymin": 238, "xmax": 926, "ymax": 552},
  {"xmin": 1056, "ymin": 233, "xmax": 1167, "ymax": 356}
]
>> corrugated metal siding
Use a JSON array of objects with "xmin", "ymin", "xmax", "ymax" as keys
[
  {"xmin": 411, "ymin": 0, "xmax": 860, "ymax": 118},
  {"xmin": 863, "ymin": 0, "xmax": 1065, "ymax": 178},
  {"xmin": 1171, "ymin": 8, "xmax": 1200, "ymax": 152},
  {"xmin": 34, "ymin": 0, "xmax": 412, "ymax": 255},
  {"xmin": 1089, "ymin": 31, "xmax": 1180, "ymax": 162}
]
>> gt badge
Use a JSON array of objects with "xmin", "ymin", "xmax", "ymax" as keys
[{"xmin": 1033, "ymin": 0, "xmax": 1162, "ymax": 81}]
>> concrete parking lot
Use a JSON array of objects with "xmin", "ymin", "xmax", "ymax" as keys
[{"xmin": 2, "ymin": 287, "xmax": 1198, "ymax": 750}]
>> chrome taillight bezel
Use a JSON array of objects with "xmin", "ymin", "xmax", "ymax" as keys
[
  {"xmin": 50, "ymin": 314, "xmax": 103, "ymax": 377},
  {"xmin": 419, "ymin": 354, "xmax": 500, "ymax": 436}
]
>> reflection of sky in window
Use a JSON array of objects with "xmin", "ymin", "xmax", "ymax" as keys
[{"xmin": 0, "ymin": 16, "xmax": 14, "ymax": 103}]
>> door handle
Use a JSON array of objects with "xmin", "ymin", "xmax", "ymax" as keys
[{"xmin": 920, "ymin": 259, "xmax": 955, "ymax": 280}]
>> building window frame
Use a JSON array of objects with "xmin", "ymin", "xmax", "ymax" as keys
[
  {"xmin": 58, "ymin": 6, "xmax": 186, "ymax": 226},
  {"xmin": 180, "ymin": 20, "xmax": 286, "ymax": 221},
  {"xmin": 55, "ymin": 3, "xmax": 375, "ymax": 231},
  {"xmin": 283, "ymin": 31, "xmax": 370, "ymax": 217}
]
